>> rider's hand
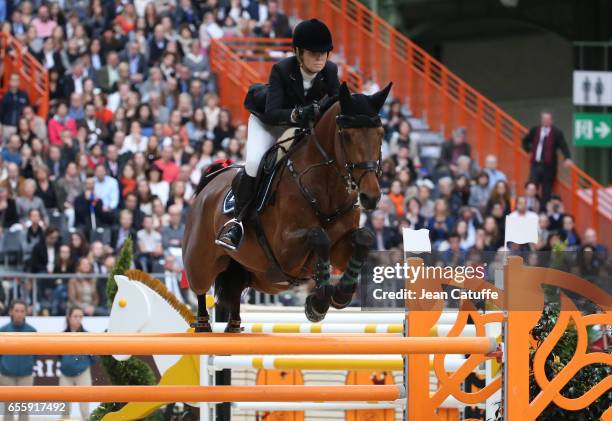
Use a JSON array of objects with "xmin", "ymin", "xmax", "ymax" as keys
[{"xmin": 293, "ymin": 103, "xmax": 319, "ymax": 126}]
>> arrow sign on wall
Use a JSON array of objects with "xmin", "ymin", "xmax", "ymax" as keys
[{"xmin": 573, "ymin": 113, "xmax": 612, "ymax": 147}]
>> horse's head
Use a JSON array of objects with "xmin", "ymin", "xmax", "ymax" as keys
[
  {"xmin": 335, "ymin": 81, "xmax": 392, "ymax": 210},
  {"xmin": 108, "ymin": 275, "xmax": 152, "ymax": 361}
]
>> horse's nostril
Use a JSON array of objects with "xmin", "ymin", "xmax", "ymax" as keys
[{"xmin": 359, "ymin": 193, "xmax": 378, "ymax": 209}]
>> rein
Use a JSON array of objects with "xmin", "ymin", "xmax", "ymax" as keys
[{"xmin": 286, "ymin": 113, "xmax": 382, "ymax": 226}]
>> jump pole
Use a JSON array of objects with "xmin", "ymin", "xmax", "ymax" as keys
[
  {"xmin": 0, "ymin": 333, "xmax": 497, "ymax": 355},
  {"xmin": 0, "ymin": 385, "xmax": 406, "ymax": 403}
]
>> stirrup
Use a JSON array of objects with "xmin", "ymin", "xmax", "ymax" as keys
[{"xmin": 215, "ymin": 218, "xmax": 244, "ymax": 251}]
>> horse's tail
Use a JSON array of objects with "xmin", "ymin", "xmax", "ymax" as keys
[
  {"xmin": 214, "ymin": 260, "xmax": 250, "ymax": 310},
  {"xmin": 193, "ymin": 159, "xmax": 234, "ymax": 197}
]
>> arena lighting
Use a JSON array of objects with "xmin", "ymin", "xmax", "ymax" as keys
[{"xmin": 500, "ymin": 0, "xmax": 519, "ymax": 7}]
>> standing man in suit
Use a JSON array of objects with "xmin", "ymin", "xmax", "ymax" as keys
[{"xmin": 522, "ymin": 111, "xmax": 572, "ymax": 205}]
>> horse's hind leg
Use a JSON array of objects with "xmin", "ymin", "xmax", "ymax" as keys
[
  {"xmin": 304, "ymin": 227, "xmax": 333, "ymax": 322},
  {"xmin": 330, "ymin": 228, "xmax": 374, "ymax": 309},
  {"xmin": 216, "ymin": 260, "xmax": 250, "ymax": 333}
]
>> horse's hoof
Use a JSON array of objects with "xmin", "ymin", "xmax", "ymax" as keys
[
  {"xmin": 330, "ymin": 283, "xmax": 356, "ymax": 310},
  {"xmin": 224, "ymin": 320, "xmax": 244, "ymax": 333},
  {"xmin": 305, "ymin": 294, "xmax": 329, "ymax": 323},
  {"xmin": 191, "ymin": 318, "xmax": 212, "ymax": 333}
]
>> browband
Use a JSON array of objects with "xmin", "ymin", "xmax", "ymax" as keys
[{"xmin": 336, "ymin": 114, "xmax": 382, "ymax": 129}]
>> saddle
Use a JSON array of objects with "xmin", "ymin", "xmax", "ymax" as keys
[{"xmin": 222, "ymin": 127, "xmax": 304, "ymax": 216}]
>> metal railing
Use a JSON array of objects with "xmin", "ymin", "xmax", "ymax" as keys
[{"xmin": 279, "ymin": 0, "xmax": 612, "ymax": 245}]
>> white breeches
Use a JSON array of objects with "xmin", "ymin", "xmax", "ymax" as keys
[{"xmin": 245, "ymin": 114, "xmax": 287, "ymax": 177}]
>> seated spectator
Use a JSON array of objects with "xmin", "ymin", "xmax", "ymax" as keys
[
  {"xmin": 427, "ymin": 199, "xmax": 455, "ymax": 247},
  {"xmin": 388, "ymin": 180, "xmax": 405, "ymax": 218},
  {"xmin": 161, "ymin": 204, "xmax": 185, "ymax": 254},
  {"xmin": 136, "ymin": 215, "xmax": 163, "ymax": 272},
  {"xmin": 437, "ymin": 127, "xmax": 471, "ymax": 176},
  {"xmin": 147, "ymin": 165, "xmax": 169, "ymax": 206},
  {"xmin": 119, "ymin": 163, "xmax": 137, "ymax": 199},
  {"xmin": 405, "ymin": 197, "xmax": 426, "ymax": 230},
  {"xmin": 34, "ymin": 165, "xmax": 59, "ymax": 212},
  {"xmin": 86, "ymin": 143, "xmax": 106, "ymax": 171},
  {"xmin": 122, "ymin": 121, "xmax": 148, "ymax": 154},
  {"xmin": 469, "ymin": 171, "xmax": 491, "ymax": 213},
  {"xmin": 485, "ymin": 180, "xmax": 511, "ymax": 216},
  {"xmin": 67, "ymin": 92, "xmax": 85, "ymax": 121},
  {"xmin": 111, "ymin": 209, "xmax": 137, "ymax": 252},
  {"xmin": 482, "ymin": 216, "xmax": 503, "ymax": 251},
  {"xmin": 1, "ymin": 163, "xmax": 25, "ymax": 199},
  {"xmin": 22, "ymin": 106, "xmax": 48, "ymax": 142},
  {"xmin": 2, "ymin": 134, "xmax": 23, "ymax": 165},
  {"xmin": 17, "ymin": 179, "xmax": 49, "ymax": 224},
  {"xmin": 560, "ymin": 215, "xmax": 581, "ymax": 248},
  {"xmin": 67, "ymin": 258, "xmax": 99, "ymax": 316},
  {"xmin": 524, "ymin": 181, "xmax": 541, "ymax": 213},
  {"xmin": 123, "ymin": 192, "xmax": 144, "ymax": 230},
  {"xmin": 47, "ymin": 102, "xmax": 78, "ymax": 146},
  {"xmin": 509, "ymin": 196, "xmax": 538, "ymax": 220},
  {"xmin": 93, "ymin": 164, "xmax": 119, "ymax": 223},
  {"xmin": 389, "ymin": 120, "xmax": 420, "ymax": 167},
  {"xmin": 416, "ymin": 181, "xmax": 435, "ymax": 219},
  {"xmin": 368, "ymin": 210, "xmax": 401, "ymax": 251},
  {"xmin": 450, "ymin": 175, "xmax": 470, "ymax": 214},
  {"xmin": 21, "ymin": 208, "xmax": 45, "ymax": 267},
  {"xmin": 546, "ymin": 195, "xmax": 565, "ymax": 232},
  {"xmin": 455, "ymin": 220, "xmax": 475, "ymax": 250},
  {"xmin": 30, "ymin": 226, "xmax": 60, "ymax": 271},
  {"xmin": 437, "ymin": 232, "xmax": 466, "ymax": 266},
  {"xmin": 73, "ymin": 177, "xmax": 103, "ymax": 238},
  {"xmin": 483, "ymin": 155, "xmax": 507, "ymax": 190},
  {"xmin": 151, "ymin": 197, "xmax": 170, "ymax": 230},
  {"xmin": 455, "ymin": 155, "xmax": 478, "ymax": 179},
  {"xmin": 17, "ymin": 117, "xmax": 35, "ymax": 147},
  {"xmin": 536, "ymin": 213, "xmax": 551, "ymax": 250},
  {"xmin": 78, "ymin": 103, "xmax": 110, "ymax": 146},
  {"xmin": 581, "ymin": 228, "xmax": 608, "ymax": 261},
  {"xmin": 136, "ymin": 180, "xmax": 155, "ymax": 216},
  {"xmin": 0, "ymin": 74, "xmax": 30, "ymax": 140},
  {"xmin": 69, "ymin": 230, "xmax": 90, "ymax": 266},
  {"xmin": 0, "ymin": 187, "xmax": 19, "ymax": 229},
  {"xmin": 154, "ymin": 145, "xmax": 180, "ymax": 183}
]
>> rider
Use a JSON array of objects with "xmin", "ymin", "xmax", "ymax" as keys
[{"xmin": 216, "ymin": 18, "xmax": 341, "ymax": 250}]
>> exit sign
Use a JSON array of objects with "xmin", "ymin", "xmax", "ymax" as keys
[{"xmin": 573, "ymin": 113, "xmax": 612, "ymax": 147}]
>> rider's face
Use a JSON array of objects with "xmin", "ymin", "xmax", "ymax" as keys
[{"xmin": 300, "ymin": 49, "xmax": 328, "ymax": 74}]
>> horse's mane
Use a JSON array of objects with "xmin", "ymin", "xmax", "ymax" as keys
[{"xmin": 124, "ymin": 269, "xmax": 196, "ymax": 324}]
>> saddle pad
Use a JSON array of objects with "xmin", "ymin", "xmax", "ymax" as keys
[
  {"xmin": 222, "ymin": 128, "xmax": 300, "ymax": 215},
  {"xmin": 222, "ymin": 166, "xmax": 277, "ymax": 215}
]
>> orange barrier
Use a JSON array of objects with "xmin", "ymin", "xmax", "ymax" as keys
[
  {"xmin": 0, "ymin": 332, "xmax": 496, "ymax": 355},
  {"xmin": 221, "ymin": 37, "xmax": 363, "ymax": 93},
  {"xmin": 0, "ymin": 385, "xmax": 403, "ymax": 403},
  {"xmin": 280, "ymin": 0, "xmax": 612, "ymax": 243},
  {"xmin": 0, "ymin": 32, "xmax": 49, "ymax": 118}
]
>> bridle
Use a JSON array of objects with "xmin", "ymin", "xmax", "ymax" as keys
[{"xmin": 285, "ymin": 112, "xmax": 383, "ymax": 225}]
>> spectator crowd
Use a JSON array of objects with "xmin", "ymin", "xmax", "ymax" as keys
[{"xmin": 0, "ymin": 0, "xmax": 607, "ymax": 317}]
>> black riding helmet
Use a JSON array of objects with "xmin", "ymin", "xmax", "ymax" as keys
[{"xmin": 292, "ymin": 18, "xmax": 333, "ymax": 53}]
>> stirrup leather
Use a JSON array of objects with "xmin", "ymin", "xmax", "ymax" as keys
[{"xmin": 215, "ymin": 218, "xmax": 244, "ymax": 250}]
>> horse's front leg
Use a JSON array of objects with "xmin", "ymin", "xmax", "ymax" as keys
[
  {"xmin": 304, "ymin": 227, "xmax": 333, "ymax": 322},
  {"xmin": 330, "ymin": 228, "xmax": 374, "ymax": 309}
]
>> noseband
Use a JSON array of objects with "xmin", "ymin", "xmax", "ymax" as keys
[{"xmin": 285, "ymin": 112, "xmax": 382, "ymax": 225}]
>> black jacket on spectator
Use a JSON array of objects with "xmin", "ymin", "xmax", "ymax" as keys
[
  {"xmin": 73, "ymin": 193, "xmax": 103, "ymax": 237},
  {"xmin": 35, "ymin": 182, "xmax": 59, "ymax": 210},
  {"xmin": 368, "ymin": 227, "xmax": 402, "ymax": 251},
  {"xmin": 439, "ymin": 141, "xmax": 471, "ymax": 167},
  {"xmin": 30, "ymin": 240, "xmax": 59, "ymax": 274},
  {"xmin": 0, "ymin": 90, "xmax": 29, "ymax": 126},
  {"xmin": 521, "ymin": 125, "xmax": 570, "ymax": 177},
  {"xmin": 245, "ymin": 56, "xmax": 340, "ymax": 126},
  {"xmin": 148, "ymin": 37, "xmax": 169, "ymax": 65},
  {"xmin": 0, "ymin": 199, "xmax": 19, "ymax": 228}
]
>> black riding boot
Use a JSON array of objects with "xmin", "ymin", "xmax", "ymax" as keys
[{"xmin": 215, "ymin": 171, "xmax": 256, "ymax": 250}]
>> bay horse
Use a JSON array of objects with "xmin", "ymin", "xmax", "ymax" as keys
[{"xmin": 183, "ymin": 82, "xmax": 392, "ymax": 332}]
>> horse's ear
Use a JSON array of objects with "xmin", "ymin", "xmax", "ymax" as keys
[
  {"xmin": 368, "ymin": 82, "xmax": 393, "ymax": 113},
  {"xmin": 338, "ymin": 82, "xmax": 352, "ymax": 111}
]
